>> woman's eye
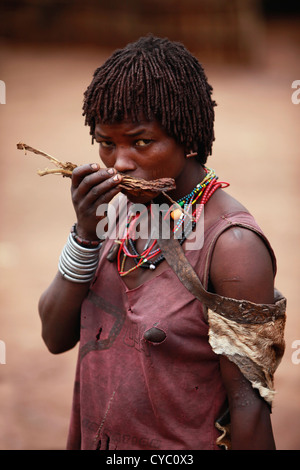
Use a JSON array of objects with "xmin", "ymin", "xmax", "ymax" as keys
[
  {"xmin": 99, "ymin": 141, "xmax": 113, "ymax": 148},
  {"xmin": 135, "ymin": 139, "xmax": 152, "ymax": 147}
]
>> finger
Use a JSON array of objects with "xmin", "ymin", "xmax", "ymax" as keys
[
  {"xmin": 78, "ymin": 173, "xmax": 123, "ymax": 206},
  {"xmin": 72, "ymin": 165, "xmax": 117, "ymax": 197},
  {"xmin": 71, "ymin": 163, "xmax": 103, "ymax": 189}
]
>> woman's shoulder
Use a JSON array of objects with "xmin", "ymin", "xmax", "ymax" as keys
[
  {"xmin": 207, "ymin": 190, "xmax": 276, "ymax": 304},
  {"xmin": 205, "ymin": 188, "xmax": 250, "ymax": 229}
]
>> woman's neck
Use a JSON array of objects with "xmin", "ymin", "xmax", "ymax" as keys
[{"xmin": 155, "ymin": 159, "xmax": 207, "ymax": 205}]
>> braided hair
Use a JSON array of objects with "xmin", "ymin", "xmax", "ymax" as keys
[{"xmin": 82, "ymin": 35, "xmax": 216, "ymax": 164}]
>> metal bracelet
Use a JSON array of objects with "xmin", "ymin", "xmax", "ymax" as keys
[{"xmin": 58, "ymin": 231, "xmax": 102, "ymax": 283}]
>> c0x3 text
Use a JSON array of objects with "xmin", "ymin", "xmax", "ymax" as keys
[{"xmin": 150, "ymin": 455, "xmax": 193, "ymax": 465}]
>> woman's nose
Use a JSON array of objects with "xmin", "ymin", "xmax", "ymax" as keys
[{"xmin": 113, "ymin": 146, "xmax": 136, "ymax": 173}]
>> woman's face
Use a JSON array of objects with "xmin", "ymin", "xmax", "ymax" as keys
[{"xmin": 94, "ymin": 119, "xmax": 198, "ymax": 203}]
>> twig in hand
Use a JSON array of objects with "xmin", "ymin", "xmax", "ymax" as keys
[
  {"xmin": 17, "ymin": 142, "xmax": 77, "ymax": 177},
  {"xmin": 17, "ymin": 141, "xmax": 185, "ymax": 213}
]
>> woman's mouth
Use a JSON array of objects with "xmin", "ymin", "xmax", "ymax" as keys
[{"xmin": 118, "ymin": 174, "xmax": 176, "ymax": 197}]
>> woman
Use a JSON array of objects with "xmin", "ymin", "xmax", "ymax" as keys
[{"xmin": 38, "ymin": 36, "xmax": 285, "ymax": 450}]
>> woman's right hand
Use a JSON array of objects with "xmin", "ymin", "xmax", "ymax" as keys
[
  {"xmin": 39, "ymin": 164, "xmax": 123, "ymax": 354},
  {"xmin": 71, "ymin": 163, "xmax": 123, "ymax": 241}
]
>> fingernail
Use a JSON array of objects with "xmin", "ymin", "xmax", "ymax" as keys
[
  {"xmin": 107, "ymin": 168, "xmax": 115, "ymax": 175},
  {"xmin": 113, "ymin": 174, "xmax": 120, "ymax": 182},
  {"xmin": 91, "ymin": 163, "xmax": 99, "ymax": 170}
]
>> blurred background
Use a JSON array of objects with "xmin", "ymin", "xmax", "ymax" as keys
[{"xmin": 0, "ymin": 0, "xmax": 299, "ymax": 450}]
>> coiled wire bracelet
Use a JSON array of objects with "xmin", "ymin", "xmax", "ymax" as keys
[{"xmin": 58, "ymin": 228, "xmax": 102, "ymax": 283}]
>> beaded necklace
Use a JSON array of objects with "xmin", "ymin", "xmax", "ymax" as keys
[{"xmin": 117, "ymin": 167, "xmax": 228, "ymax": 277}]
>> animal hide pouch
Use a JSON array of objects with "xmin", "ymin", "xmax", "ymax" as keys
[{"xmin": 157, "ymin": 233, "xmax": 286, "ymax": 450}]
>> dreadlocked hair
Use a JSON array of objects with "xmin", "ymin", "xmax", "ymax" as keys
[{"xmin": 82, "ymin": 35, "xmax": 216, "ymax": 164}]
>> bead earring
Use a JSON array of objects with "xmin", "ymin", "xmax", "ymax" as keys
[{"xmin": 186, "ymin": 150, "xmax": 198, "ymax": 158}]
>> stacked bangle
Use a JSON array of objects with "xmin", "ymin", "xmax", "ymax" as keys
[{"xmin": 58, "ymin": 230, "xmax": 102, "ymax": 283}]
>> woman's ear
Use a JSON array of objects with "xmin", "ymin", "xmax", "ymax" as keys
[{"xmin": 185, "ymin": 150, "xmax": 198, "ymax": 158}]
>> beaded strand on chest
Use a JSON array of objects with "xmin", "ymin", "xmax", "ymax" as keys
[{"xmin": 117, "ymin": 167, "xmax": 228, "ymax": 277}]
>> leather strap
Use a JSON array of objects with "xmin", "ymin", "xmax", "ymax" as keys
[
  {"xmin": 157, "ymin": 234, "xmax": 223, "ymax": 311},
  {"xmin": 157, "ymin": 230, "xmax": 286, "ymax": 325}
]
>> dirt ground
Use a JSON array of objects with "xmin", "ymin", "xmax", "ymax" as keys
[{"xmin": 0, "ymin": 26, "xmax": 299, "ymax": 450}]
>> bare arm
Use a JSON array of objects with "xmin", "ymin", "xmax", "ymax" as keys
[
  {"xmin": 38, "ymin": 163, "xmax": 122, "ymax": 354},
  {"xmin": 38, "ymin": 273, "xmax": 91, "ymax": 354},
  {"xmin": 210, "ymin": 226, "xmax": 276, "ymax": 450}
]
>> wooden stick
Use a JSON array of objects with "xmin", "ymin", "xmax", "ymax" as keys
[
  {"xmin": 17, "ymin": 141, "xmax": 186, "ymax": 214},
  {"xmin": 17, "ymin": 142, "xmax": 77, "ymax": 174},
  {"xmin": 37, "ymin": 168, "xmax": 73, "ymax": 177}
]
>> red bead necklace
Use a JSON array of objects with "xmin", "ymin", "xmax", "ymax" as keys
[{"xmin": 117, "ymin": 170, "xmax": 229, "ymax": 277}]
